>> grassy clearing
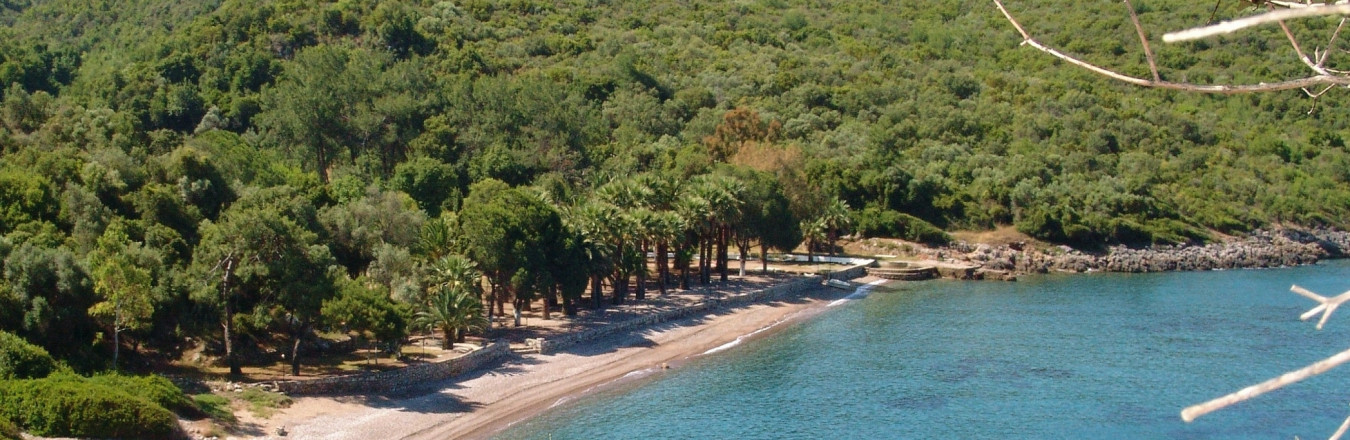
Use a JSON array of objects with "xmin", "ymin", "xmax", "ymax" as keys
[
  {"xmin": 235, "ymin": 388, "xmax": 293, "ymax": 419},
  {"xmin": 192, "ymin": 393, "xmax": 236, "ymax": 424}
]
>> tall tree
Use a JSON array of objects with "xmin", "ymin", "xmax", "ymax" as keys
[
  {"xmin": 725, "ymin": 167, "xmax": 801, "ymax": 274},
  {"xmin": 322, "ymin": 278, "xmax": 409, "ymax": 361},
  {"xmin": 318, "ymin": 186, "xmax": 426, "ymax": 276},
  {"xmin": 459, "ymin": 179, "xmax": 562, "ymax": 326},
  {"xmin": 192, "ymin": 193, "xmax": 333, "ymax": 376},
  {"xmin": 87, "ymin": 221, "xmax": 157, "ymax": 369}
]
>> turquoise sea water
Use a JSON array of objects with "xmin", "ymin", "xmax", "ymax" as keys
[{"xmin": 496, "ymin": 261, "xmax": 1350, "ymax": 439}]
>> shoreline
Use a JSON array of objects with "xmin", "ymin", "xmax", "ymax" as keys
[
  {"xmin": 261, "ymin": 279, "xmax": 880, "ymax": 440},
  {"xmin": 903, "ymin": 227, "xmax": 1350, "ymax": 276}
]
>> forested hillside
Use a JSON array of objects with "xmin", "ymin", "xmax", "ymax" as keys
[{"xmin": 0, "ymin": 0, "xmax": 1347, "ymax": 377}]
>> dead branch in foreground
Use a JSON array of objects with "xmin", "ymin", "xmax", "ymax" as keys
[
  {"xmin": 992, "ymin": 0, "xmax": 1350, "ymax": 95},
  {"xmin": 1179, "ymin": 285, "xmax": 1350, "ymax": 440}
]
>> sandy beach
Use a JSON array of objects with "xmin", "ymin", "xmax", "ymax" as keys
[{"xmin": 252, "ymin": 279, "xmax": 884, "ymax": 440}]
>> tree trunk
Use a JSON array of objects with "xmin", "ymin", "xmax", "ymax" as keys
[
  {"xmin": 317, "ymin": 146, "xmax": 330, "ymax": 183},
  {"xmin": 737, "ymin": 236, "xmax": 748, "ymax": 277},
  {"xmin": 112, "ymin": 326, "xmax": 121, "ymax": 371},
  {"xmin": 702, "ymin": 237, "xmax": 712, "ymax": 284},
  {"xmin": 224, "ymin": 317, "xmax": 240, "ymax": 376},
  {"xmin": 221, "ymin": 259, "xmax": 242, "ymax": 376},
  {"xmin": 543, "ymin": 285, "xmax": 554, "ymax": 320},
  {"xmin": 442, "ymin": 326, "xmax": 454, "ymax": 349},
  {"xmin": 610, "ymin": 273, "xmax": 627, "ymax": 305},
  {"xmin": 707, "ymin": 237, "xmax": 718, "ymax": 284},
  {"xmin": 718, "ymin": 226, "xmax": 729, "ymax": 282},
  {"xmin": 760, "ymin": 242, "xmax": 770, "ymax": 273},
  {"xmin": 828, "ymin": 229, "xmax": 838, "ymax": 256},
  {"xmin": 564, "ymin": 295, "xmax": 577, "ymax": 316},
  {"xmin": 290, "ymin": 333, "xmax": 302, "ymax": 376},
  {"xmin": 679, "ymin": 248, "xmax": 691, "ymax": 290},
  {"xmin": 591, "ymin": 274, "xmax": 604, "ymax": 309},
  {"xmin": 496, "ymin": 290, "xmax": 506, "ymax": 317},
  {"xmin": 513, "ymin": 298, "xmax": 523, "ymax": 327},
  {"xmin": 112, "ymin": 300, "xmax": 122, "ymax": 370},
  {"xmin": 656, "ymin": 242, "xmax": 669, "ymax": 295},
  {"xmin": 635, "ymin": 240, "xmax": 647, "ymax": 301}
]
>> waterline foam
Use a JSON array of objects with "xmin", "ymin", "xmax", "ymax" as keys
[
  {"xmin": 829, "ymin": 279, "xmax": 889, "ymax": 307},
  {"xmin": 701, "ymin": 315, "xmax": 793, "ymax": 356}
]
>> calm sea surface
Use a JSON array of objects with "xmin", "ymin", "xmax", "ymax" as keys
[{"xmin": 496, "ymin": 261, "xmax": 1350, "ymax": 439}]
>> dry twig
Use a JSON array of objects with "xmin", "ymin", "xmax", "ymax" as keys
[
  {"xmin": 1180, "ymin": 285, "xmax": 1350, "ymax": 425},
  {"xmin": 1164, "ymin": 4, "xmax": 1350, "ymax": 42},
  {"xmin": 1181, "ymin": 345, "xmax": 1350, "ymax": 422},
  {"xmin": 992, "ymin": 0, "xmax": 1350, "ymax": 93}
]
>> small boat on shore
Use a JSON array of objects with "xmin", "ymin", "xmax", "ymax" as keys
[{"xmin": 826, "ymin": 279, "xmax": 852, "ymax": 290}]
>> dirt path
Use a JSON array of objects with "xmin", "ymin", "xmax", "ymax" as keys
[{"xmin": 256, "ymin": 281, "xmax": 878, "ymax": 440}]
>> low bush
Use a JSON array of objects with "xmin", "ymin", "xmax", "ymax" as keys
[
  {"xmin": 88, "ymin": 374, "xmax": 198, "ymax": 416},
  {"xmin": 0, "ymin": 331, "xmax": 57, "ymax": 380},
  {"xmin": 191, "ymin": 393, "xmax": 236, "ymax": 424},
  {"xmin": 0, "ymin": 414, "xmax": 18, "ymax": 440},
  {"xmin": 236, "ymin": 388, "xmax": 292, "ymax": 418},
  {"xmin": 0, "ymin": 375, "xmax": 181, "ymax": 439},
  {"xmin": 855, "ymin": 207, "xmax": 952, "ymax": 246}
]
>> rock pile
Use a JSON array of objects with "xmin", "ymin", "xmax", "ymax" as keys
[{"xmin": 948, "ymin": 228, "xmax": 1350, "ymax": 275}]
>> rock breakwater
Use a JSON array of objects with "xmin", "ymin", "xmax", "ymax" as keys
[{"xmin": 941, "ymin": 228, "xmax": 1350, "ymax": 275}]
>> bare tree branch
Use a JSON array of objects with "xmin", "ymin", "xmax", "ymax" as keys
[
  {"xmin": 1291, "ymin": 285, "xmax": 1350, "ymax": 330},
  {"xmin": 1269, "ymin": 1, "xmax": 1349, "ymax": 10},
  {"xmin": 1278, "ymin": 16, "xmax": 1332, "ymax": 75},
  {"xmin": 1181, "ymin": 345, "xmax": 1350, "ymax": 422},
  {"xmin": 992, "ymin": 0, "xmax": 1350, "ymax": 93},
  {"xmin": 1331, "ymin": 411, "xmax": 1350, "ymax": 440},
  {"xmin": 1182, "ymin": 285, "xmax": 1350, "ymax": 424},
  {"xmin": 1124, "ymin": 0, "xmax": 1161, "ymax": 82},
  {"xmin": 1164, "ymin": 4, "xmax": 1350, "ymax": 42},
  {"xmin": 1316, "ymin": 17, "xmax": 1346, "ymax": 66}
]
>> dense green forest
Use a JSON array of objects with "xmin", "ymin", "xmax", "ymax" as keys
[{"xmin": 1, "ymin": 1, "xmax": 1349, "ymax": 433}]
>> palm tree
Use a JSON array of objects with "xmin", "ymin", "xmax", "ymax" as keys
[
  {"xmin": 802, "ymin": 218, "xmax": 828, "ymax": 263},
  {"xmin": 650, "ymin": 211, "xmax": 685, "ymax": 295},
  {"xmin": 413, "ymin": 286, "xmax": 488, "ymax": 348},
  {"xmin": 676, "ymin": 188, "xmax": 715, "ymax": 286},
  {"xmin": 596, "ymin": 179, "xmax": 651, "ymax": 304},
  {"xmin": 820, "ymin": 198, "xmax": 852, "ymax": 257},
  {"xmin": 688, "ymin": 175, "xmax": 744, "ymax": 283},
  {"xmin": 564, "ymin": 201, "xmax": 617, "ymax": 309},
  {"xmin": 417, "ymin": 215, "xmax": 460, "ymax": 261},
  {"xmin": 630, "ymin": 208, "xmax": 659, "ymax": 300},
  {"xmin": 415, "ymin": 255, "xmax": 487, "ymax": 348},
  {"xmin": 634, "ymin": 174, "xmax": 684, "ymax": 292},
  {"xmin": 425, "ymin": 254, "xmax": 482, "ymax": 305}
]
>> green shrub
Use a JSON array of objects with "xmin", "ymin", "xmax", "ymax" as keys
[
  {"xmin": 0, "ymin": 375, "xmax": 181, "ymax": 439},
  {"xmin": 236, "ymin": 387, "xmax": 292, "ymax": 418},
  {"xmin": 88, "ymin": 374, "xmax": 198, "ymax": 416},
  {"xmin": 0, "ymin": 330, "xmax": 56, "ymax": 380},
  {"xmin": 191, "ymin": 393, "xmax": 236, "ymax": 424},
  {"xmin": 0, "ymin": 414, "xmax": 18, "ymax": 440},
  {"xmin": 855, "ymin": 207, "xmax": 952, "ymax": 246}
]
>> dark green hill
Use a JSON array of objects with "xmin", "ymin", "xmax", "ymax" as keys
[{"xmin": 5, "ymin": 0, "xmax": 1339, "ymax": 245}]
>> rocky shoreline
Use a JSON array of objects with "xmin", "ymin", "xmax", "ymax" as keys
[{"xmin": 930, "ymin": 228, "xmax": 1350, "ymax": 276}]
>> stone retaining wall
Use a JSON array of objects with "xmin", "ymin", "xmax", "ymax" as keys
[
  {"xmin": 825, "ymin": 264, "xmax": 869, "ymax": 281},
  {"xmin": 274, "ymin": 340, "xmax": 510, "ymax": 396},
  {"xmin": 537, "ymin": 265, "xmax": 870, "ymax": 355}
]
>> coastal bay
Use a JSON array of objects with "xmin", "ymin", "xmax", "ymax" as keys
[
  {"xmin": 266, "ymin": 280, "xmax": 881, "ymax": 439},
  {"xmin": 498, "ymin": 261, "xmax": 1350, "ymax": 439}
]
